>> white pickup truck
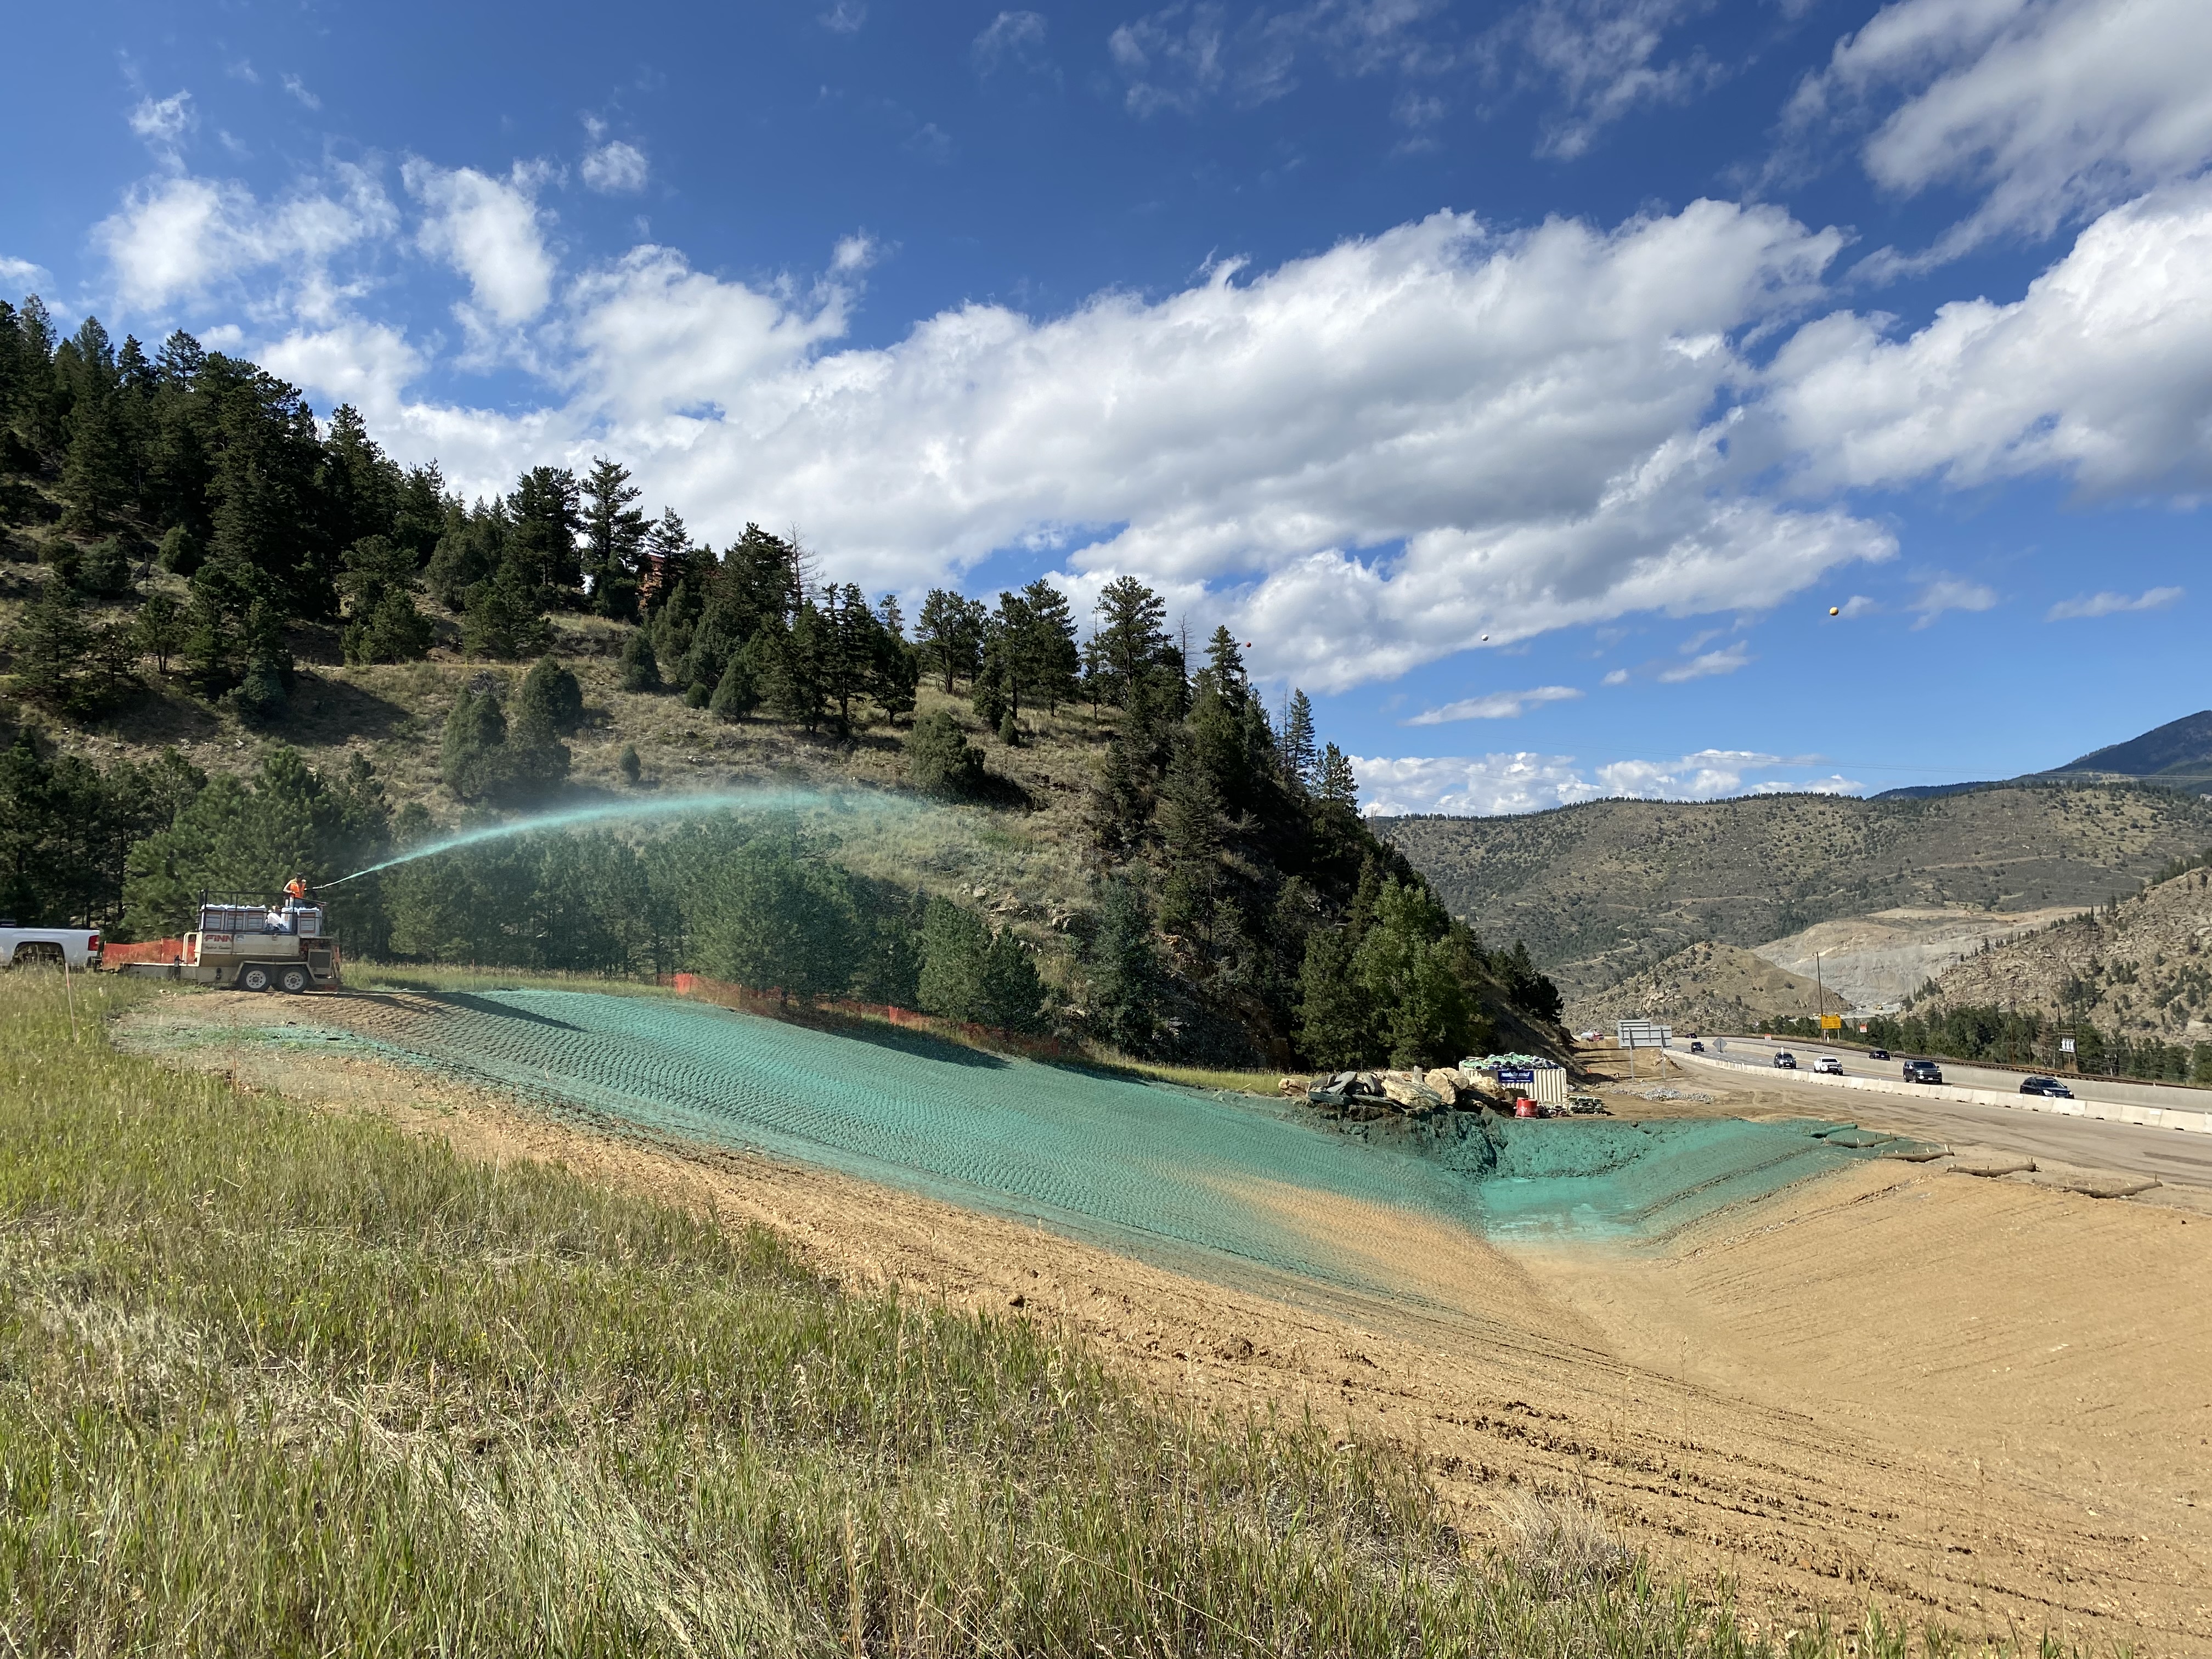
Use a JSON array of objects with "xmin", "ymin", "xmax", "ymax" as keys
[{"xmin": 0, "ymin": 922, "xmax": 102, "ymax": 969}]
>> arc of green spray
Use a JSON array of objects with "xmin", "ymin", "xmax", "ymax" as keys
[{"xmin": 323, "ymin": 787, "xmax": 910, "ymax": 885}]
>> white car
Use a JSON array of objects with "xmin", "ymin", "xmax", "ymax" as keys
[{"xmin": 1814, "ymin": 1056, "xmax": 1844, "ymax": 1075}]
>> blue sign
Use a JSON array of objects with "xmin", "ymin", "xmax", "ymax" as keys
[{"xmin": 1497, "ymin": 1067, "xmax": 1534, "ymax": 1086}]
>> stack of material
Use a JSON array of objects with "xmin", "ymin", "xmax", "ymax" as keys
[{"xmin": 1303, "ymin": 1068, "xmax": 1471, "ymax": 1118}]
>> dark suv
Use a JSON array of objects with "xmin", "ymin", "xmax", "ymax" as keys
[
  {"xmin": 1772, "ymin": 1051, "xmax": 1798, "ymax": 1069},
  {"xmin": 2019, "ymin": 1075, "xmax": 2074, "ymax": 1099},
  {"xmin": 1901, "ymin": 1059, "xmax": 1943, "ymax": 1084}
]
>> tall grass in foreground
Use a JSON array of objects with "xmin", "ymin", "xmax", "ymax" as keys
[{"xmin": 2, "ymin": 975, "xmax": 2006, "ymax": 1656}]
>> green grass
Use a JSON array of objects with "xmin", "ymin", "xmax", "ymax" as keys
[
  {"xmin": 0, "ymin": 973, "xmax": 2018, "ymax": 1656},
  {"xmin": 343, "ymin": 959, "xmax": 673, "ymax": 996}
]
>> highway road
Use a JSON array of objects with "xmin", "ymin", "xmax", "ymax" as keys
[
  {"xmin": 1674, "ymin": 1040, "xmax": 2212, "ymax": 1189},
  {"xmin": 1703, "ymin": 1035, "xmax": 2209, "ymax": 1113}
]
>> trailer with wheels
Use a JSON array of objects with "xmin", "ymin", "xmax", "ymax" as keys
[{"xmin": 121, "ymin": 892, "xmax": 342, "ymax": 992}]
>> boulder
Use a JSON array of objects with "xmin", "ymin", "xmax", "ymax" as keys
[
  {"xmin": 1424, "ymin": 1067, "xmax": 1468, "ymax": 1103},
  {"xmin": 1279, "ymin": 1075, "xmax": 1312, "ymax": 1098},
  {"xmin": 1382, "ymin": 1074, "xmax": 1446, "ymax": 1112}
]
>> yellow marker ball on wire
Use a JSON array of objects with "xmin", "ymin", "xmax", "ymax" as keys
[{"xmin": 1828, "ymin": 606, "xmax": 1840, "ymax": 616}]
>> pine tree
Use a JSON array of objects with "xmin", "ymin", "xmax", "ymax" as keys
[
  {"xmin": 1317, "ymin": 743, "xmax": 1358, "ymax": 808},
  {"xmin": 441, "ymin": 682, "xmax": 509, "ymax": 800},
  {"xmin": 1093, "ymin": 575, "xmax": 1168, "ymax": 706},
  {"xmin": 709, "ymin": 650, "xmax": 760, "ymax": 721},
  {"xmin": 133, "ymin": 590, "xmax": 184, "ymax": 675},
  {"xmin": 1084, "ymin": 880, "xmax": 1160, "ymax": 1054},
  {"xmin": 506, "ymin": 466, "xmax": 582, "ymax": 602},
  {"xmin": 582, "ymin": 456, "xmax": 647, "ymax": 619},
  {"xmin": 1280, "ymin": 689, "xmax": 1317, "ymax": 791},
  {"xmin": 906, "ymin": 710, "xmax": 984, "ymax": 797},
  {"xmin": 59, "ymin": 391, "xmax": 131, "ymax": 532},
  {"xmin": 917, "ymin": 589, "xmax": 984, "ymax": 691},
  {"xmin": 618, "ymin": 628, "xmax": 664, "ymax": 692},
  {"xmin": 1296, "ymin": 928, "xmax": 1373, "ymax": 1068},
  {"xmin": 1017, "ymin": 578, "xmax": 1081, "ymax": 713},
  {"xmin": 7, "ymin": 581, "xmax": 91, "ymax": 712},
  {"xmin": 517, "ymin": 656, "xmax": 584, "ymax": 735}
]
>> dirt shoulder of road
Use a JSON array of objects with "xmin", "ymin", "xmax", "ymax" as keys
[{"xmin": 119, "ymin": 990, "xmax": 2212, "ymax": 1655}]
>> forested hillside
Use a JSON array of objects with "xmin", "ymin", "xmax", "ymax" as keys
[
  {"xmin": 1378, "ymin": 786, "xmax": 2212, "ymax": 998},
  {"xmin": 0, "ymin": 295, "xmax": 1565, "ymax": 1069}
]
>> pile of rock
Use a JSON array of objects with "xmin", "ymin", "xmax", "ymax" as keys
[{"xmin": 1289, "ymin": 1066, "xmax": 1485, "ymax": 1119}]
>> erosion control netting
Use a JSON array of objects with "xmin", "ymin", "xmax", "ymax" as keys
[{"xmin": 234, "ymin": 992, "xmax": 1887, "ymax": 1287}]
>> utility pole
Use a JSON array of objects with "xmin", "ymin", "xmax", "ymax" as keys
[{"xmin": 1815, "ymin": 952, "xmax": 1825, "ymax": 1033}]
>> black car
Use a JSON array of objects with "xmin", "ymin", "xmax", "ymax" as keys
[
  {"xmin": 1772, "ymin": 1051, "xmax": 1798, "ymax": 1069},
  {"xmin": 1867, "ymin": 1048, "xmax": 1891, "ymax": 1061},
  {"xmin": 1901, "ymin": 1059, "xmax": 1943, "ymax": 1084},
  {"xmin": 1690, "ymin": 1040, "xmax": 1705, "ymax": 1053},
  {"xmin": 2019, "ymin": 1076, "xmax": 2075, "ymax": 1099}
]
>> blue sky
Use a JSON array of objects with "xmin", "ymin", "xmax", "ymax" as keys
[{"xmin": 5, "ymin": 0, "xmax": 2208, "ymax": 811}]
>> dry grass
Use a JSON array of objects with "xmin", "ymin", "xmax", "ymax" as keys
[{"xmin": 0, "ymin": 971, "xmax": 2049, "ymax": 1657}]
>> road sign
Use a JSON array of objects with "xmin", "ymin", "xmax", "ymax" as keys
[
  {"xmin": 1819, "ymin": 1014, "xmax": 1842, "ymax": 1030},
  {"xmin": 2060, "ymin": 1037, "xmax": 2076, "ymax": 1053},
  {"xmin": 1616, "ymin": 1021, "xmax": 1672, "ymax": 1048}
]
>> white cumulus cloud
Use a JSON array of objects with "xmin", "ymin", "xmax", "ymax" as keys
[
  {"xmin": 582, "ymin": 140, "xmax": 648, "ymax": 194},
  {"xmin": 1763, "ymin": 179, "xmax": 2212, "ymax": 500},
  {"xmin": 2046, "ymin": 585, "xmax": 2183, "ymax": 620},
  {"xmin": 1792, "ymin": 0, "xmax": 2212, "ymax": 267},
  {"xmin": 404, "ymin": 160, "xmax": 557, "ymax": 328},
  {"xmin": 92, "ymin": 162, "xmax": 395, "ymax": 318},
  {"xmin": 1355, "ymin": 748, "xmax": 1860, "ymax": 815}
]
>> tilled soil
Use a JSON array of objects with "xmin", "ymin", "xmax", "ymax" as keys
[{"xmin": 123, "ymin": 990, "xmax": 2212, "ymax": 1654}]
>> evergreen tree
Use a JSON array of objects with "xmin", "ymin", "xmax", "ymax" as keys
[
  {"xmin": 760, "ymin": 607, "xmax": 829, "ymax": 731},
  {"xmin": 1093, "ymin": 575, "xmax": 1169, "ymax": 706},
  {"xmin": 917, "ymin": 589, "xmax": 986, "ymax": 691},
  {"xmin": 906, "ymin": 710, "xmax": 985, "ymax": 798},
  {"xmin": 507, "ymin": 466, "xmax": 583, "ymax": 602},
  {"xmin": 618, "ymin": 627, "xmax": 664, "ymax": 692},
  {"xmin": 1017, "ymin": 578, "xmax": 1081, "ymax": 713},
  {"xmin": 426, "ymin": 502, "xmax": 503, "ymax": 611},
  {"xmin": 133, "ymin": 590, "xmax": 185, "ymax": 675},
  {"xmin": 461, "ymin": 566, "xmax": 551, "ymax": 660},
  {"xmin": 916, "ymin": 898, "xmax": 994, "ymax": 1025},
  {"xmin": 1296, "ymin": 928, "xmax": 1373, "ymax": 1068},
  {"xmin": 1280, "ymin": 689, "xmax": 1317, "ymax": 791},
  {"xmin": 441, "ymin": 682, "xmax": 510, "ymax": 801},
  {"xmin": 7, "ymin": 580, "xmax": 92, "ymax": 712},
  {"xmin": 709, "ymin": 649, "xmax": 761, "ymax": 721},
  {"xmin": 516, "ymin": 655, "xmax": 585, "ymax": 735},
  {"xmin": 1084, "ymin": 880, "xmax": 1160, "ymax": 1054},
  {"xmin": 156, "ymin": 523, "xmax": 204, "ymax": 577},
  {"xmin": 1156, "ymin": 735, "xmax": 1225, "ymax": 949},
  {"xmin": 1317, "ymin": 743, "xmax": 1358, "ymax": 808},
  {"xmin": 59, "ymin": 391, "xmax": 130, "ymax": 531},
  {"xmin": 618, "ymin": 743, "xmax": 643, "ymax": 786},
  {"xmin": 981, "ymin": 929, "xmax": 1047, "ymax": 1032},
  {"xmin": 582, "ymin": 456, "xmax": 647, "ymax": 619}
]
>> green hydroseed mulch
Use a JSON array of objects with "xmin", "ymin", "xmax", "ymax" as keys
[{"xmin": 146, "ymin": 988, "xmax": 1875, "ymax": 1285}]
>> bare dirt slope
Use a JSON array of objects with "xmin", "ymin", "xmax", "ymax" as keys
[
  {"xmin": 1751, "ymin": 905, "xmax": 2091, "ymax": 1012},
  {"xmin": 125, "ymin": 991, "xmax": 2212, "ymax": 1655},
  {"xmin": 1568, "ymin": 941, "xmax": 1838, "ymax": 1034}
]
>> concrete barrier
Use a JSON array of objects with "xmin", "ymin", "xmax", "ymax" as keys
[{"xmin": 1671, "ymin": 1048, "xmax": 2212, "ymax": 1136}]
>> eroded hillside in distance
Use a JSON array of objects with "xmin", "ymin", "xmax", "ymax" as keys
[{"xmin": 1378, "ymin": 786, "xmax": 2212, "ymax": 998}]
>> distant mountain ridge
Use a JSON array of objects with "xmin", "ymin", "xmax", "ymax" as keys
[
  {"xmin": 1872, "ymin": 709, "xmax": 2212, "ymax": 800},
  {"xmin": 1376, "ymin": 783, "xmax": 2212, "ymax": 999},
  {"xmin": 2049, "ymin": 709, "xmax": 2212, "ymax": 785}
]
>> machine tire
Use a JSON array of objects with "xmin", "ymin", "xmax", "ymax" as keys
[
  {"xmin": 278, "ymin": 966, "xmax": 311, "ymax": 994},
  {"xmin": 239, "ymin": 963, "xmax": 275, "ymax": 993}
]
